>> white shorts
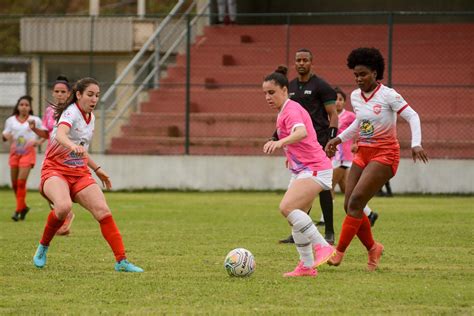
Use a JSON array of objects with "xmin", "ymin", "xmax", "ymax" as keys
[
  {"xmin": 288, "ymin": 169, "xmax": 333, "ymax": 191},
  {"xmin": 332, "ymin": 159, "xmax": 352, "ymax": 169}
]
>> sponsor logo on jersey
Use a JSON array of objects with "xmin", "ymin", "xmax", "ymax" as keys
[
  {"xmin": 359, "ymin": 119, "xmax": 375, "ymax": 140},
  {"xmin": 304, "ymin": 90, "xmax": 312, "ymax": 95}
]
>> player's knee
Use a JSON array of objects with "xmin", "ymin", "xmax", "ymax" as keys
[
  {"xmin": 348, "ymin": 193, "xmax": 365, "ymax": 213},
  {"xmin": 54, "ymin": 202, "xmax": 73, "ymax": 220},
  {"xmin": 91, "ymin": 204, "xmax": 111, "ymax": 221},
  {"xmin": 278, "ymin": 202, "xmax": 293, "ymax": 217}
]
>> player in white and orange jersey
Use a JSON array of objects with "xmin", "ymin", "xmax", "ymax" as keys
[
  {"xmin": 29, "ymin": 75, "xmax": 76, "ymax": 235},
  {"xmin": 325, "ymin": 48, "xmax": 428, "ymax": 271},
  {"xmin": 331, "ymin": 87, "xmax": 378, "ymax": 227},
  {"xmin": 263, "ymin": 66, "xmax": 336, "ymax": 277},
  {"xmin": 2, "ymin": 95, "xmax": 42, "ymax": 221},
  {"xmin": 32, "ymin": 77, "xmax": 143, "ymax": 273}
]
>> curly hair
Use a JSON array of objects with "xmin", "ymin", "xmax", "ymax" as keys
[{"xmin": 347, "ymin": 47, "xmax": 385, "ymax": 80}]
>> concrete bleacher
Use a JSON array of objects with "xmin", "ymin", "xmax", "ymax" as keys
[{"xmin": 108, "ymin": 23, "xmax": 473, "ymax": 158}]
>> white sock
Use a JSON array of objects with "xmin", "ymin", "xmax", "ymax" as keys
[
  {"xmin": 363, "ymin": 205, "xmax": 372, "ymax": 216},
  {"xmin": 292, "ymin": 230, "xmax": 314, "ymax": 268},
  {"xmin": 287, "ymin": 209, "xmax": 329, "ymax": 247}
]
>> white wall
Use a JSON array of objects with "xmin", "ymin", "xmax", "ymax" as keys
[{"xmin": 1, "ymin": 154, "xmax": 473, "ymax": 194}]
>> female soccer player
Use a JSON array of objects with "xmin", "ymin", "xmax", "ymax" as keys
[
  {"xmin": 331, "ymin": 87, "xmax": 378, "ymax": 227},
  {"xmin": 325, "ymin": 48, "xmax": 428, "ymax": 271},
  {"xmin": 33, "ymin": 77, "xmax": 143, "ymax": 272},
  {"xmin": 2, "ymin": 95, "xmax": 42, "ymax": 221},
  {"xmin": 30, "ymin": 75, "xmax": 75, "ymax": 235},
  {"xmin": 263, "ymin": 66, "xmax": 335, "ymax": 277}
]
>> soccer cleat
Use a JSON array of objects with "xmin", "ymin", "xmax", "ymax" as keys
[
  {"xmin": 368, "ymin": 211, "xmax": 379, "ymax": 227},
  {"xmin": 313, "ymin": 244, "xmax": 336, "ymax": 267},
  {"xmin": 283, "ymin": 261, "xmax": 317, "ymax": 277},
  {"xmin": 367, "ymin": 242, "xmax": 384, "ymax": 271},
  {"xmin": 33, "ymin": 244, "xmax": 49, "ymax": 268},
  {"xmin": 327, "ymin": 249, "xmax": 345, "ymax": 266},
  {"xmin": 20, "ymin": 207, "xmax": 30, "ymax": 220},
  {"xmin": 324, "ymin": 232, "xmax": 335, "ymax": 245},
  {"xmin": 115, "ymin": 259, "xmax": 144, "ymax": 273},
  {"xmin": 278, "ymin": 234, "xmax": 294, "ymax": 244},
  {"xmin": 56, "ymin": 212, "xmax": 75, "ymax": 236},
  {"xmin": 11, "ymin": 211, "xmax": 20, "ymax": 222}
]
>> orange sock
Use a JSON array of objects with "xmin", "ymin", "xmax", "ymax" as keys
[
  {"xmin": 40, "ymin": 210, "xmax": 65, "ymax": 246},
  {"xmin": 16, "ymin": 179, "xmax": 27, "ymax": 211},
  {"xmin": 336, "ymin": 215, "xmax": 363, "ymax": 253},
  {"xmin": 99, "ymin": 215, "xmax": 126, "ymax": 262},
  {"xmin": 357, "ymin": 215, "xmax": 375, "ymax": 251}
]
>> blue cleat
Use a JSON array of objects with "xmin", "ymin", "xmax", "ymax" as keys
[
  {"xmin": 33, "ymin": 244, "xmax": 49, "ymax": 268},
  {"xmin": 114, "ymin": 259, "xmax": 144, "ymax": 272}
]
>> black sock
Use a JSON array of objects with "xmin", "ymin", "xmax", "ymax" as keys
[{"xmin": 319, "ymin": 190, "xmax": 334, "ymax": 234}]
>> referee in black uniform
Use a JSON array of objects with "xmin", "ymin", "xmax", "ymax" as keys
[{"xmin": 277, "ymin": 48, "xmax": 339, "ymax": 244}]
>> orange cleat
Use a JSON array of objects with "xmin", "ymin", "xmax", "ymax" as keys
[
  {"xmin": 367, "ymin": 241, "xmax": 384, "ymax": 271},
  {"xmin": 327, "ymin": 249, "xmax": 345, "ymax": 266},
  {"xmin": 56, "ymin": 212, "xmax": 75, "ymax": 236}
]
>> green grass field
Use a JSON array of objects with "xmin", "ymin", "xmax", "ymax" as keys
[{"xmin": 0, "ymin": 190, "xmax": 472, "ymax": 315}]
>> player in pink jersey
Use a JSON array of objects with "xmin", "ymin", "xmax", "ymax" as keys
[
  {"xmin": 33, "ymin": 77, "xmax": 143, "ymax": 273},
  {"xmin": 331, "ymin": 87, "xmax": 378, "ymax": 226},
  {"xmin": 325, "ymin": 48, "xmax": 428, "ymax": 271},
  {"xmin": 263, "ymin": 66, "xmax": 335, "ymax": 277},
  {"xmin": 30, "ymin": 75, "xmax": 76, "ymax": 235},
  {"xmin": 2, "ymin": 95, "xmax": 42, "ymax": 221}
]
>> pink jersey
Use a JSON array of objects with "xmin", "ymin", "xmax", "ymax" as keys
[
  {"xmin": 42, "ymin": 103, "xmax": 95, "ymax": 177},
  {"xmin": 2, "ymin": 115, "xmax": 42, "ymax": 156},
  {"xmin": 276, "ymin": 99, "xmax": 332, "ymax": 174},
  {"xmin": 335, "ymin": 109, "xmax": 356, "ymax": 162},
  {"xmin": 347, "ymin": 84, "xmax": 409, "ymax": 149},
  {"xmin": 42, "ymin": 105, "xmax": 56, "ymax": 135}
]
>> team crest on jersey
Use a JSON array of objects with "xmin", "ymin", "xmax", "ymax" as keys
[
  {"xmin": 304, "ymin": 90, "xmax": 312, "ymax": 95},
  {"xmin": 373, "ymin": 104, "xmax": 382, "ymax": 115},
  {"xmin": 359, "ymin": 119, "xmax": 374, "ymax": 138}
]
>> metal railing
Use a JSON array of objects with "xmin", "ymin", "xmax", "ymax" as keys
[{"xmin": 99, "ymin": 0, "xmax": 211, "ymax": 153}]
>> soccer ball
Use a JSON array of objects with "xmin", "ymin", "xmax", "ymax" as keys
[{"xmin": 224, "ymin": 248, "xmax": 255, "ymax": 277}]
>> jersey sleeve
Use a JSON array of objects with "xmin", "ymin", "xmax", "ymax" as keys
[
  {"xmin": 2, "ymin": 117, "xmax": 13, "ymax": 135},
  {"xmin": 34, "ymin": 116, "xmax": 44, "ymax": 131},
  {"xmin": 58, "ymin": 106, "xmax": 75, "ymax": 128},
  {"xmin": 318, "ymin": 80, "xmax": 337, "ymax": 106},
  {"xmin": 386, "ymin": 88, "xmax": 409, "ymax": 113}
]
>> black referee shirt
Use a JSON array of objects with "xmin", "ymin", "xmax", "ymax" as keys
[{"xmin": 288, "ymin": 74, "xmax": 336, "ymax": 146}]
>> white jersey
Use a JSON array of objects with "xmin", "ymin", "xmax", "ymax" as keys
[
  {"xmin": 42, "ymin": 103, "xmax": 95, "ymax": 175},
  {"xmin": 2, "ymin": 115, "xmax": 42, "ymax": 155},
  {"xmin": 347, "ymin": 84, "xmax": 409, "ymax": 149}
]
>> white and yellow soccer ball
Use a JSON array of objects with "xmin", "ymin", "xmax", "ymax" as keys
[{"xmin": 224, "ymin": 248, "xmax": 255, "ymax": 277}]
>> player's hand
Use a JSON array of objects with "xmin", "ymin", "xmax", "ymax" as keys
[
  {"xmin": 263, "ymin": 140, "xmax": 283, "ymax": 154},
  {"xmin": 70, "ymin": 144, "xmax": 86, "ymax": 157},
  {"xmin": 325, "ymin": 137, "xmax": 341, "ymax": 158},
  {"xmin": 351, "ymin": 143, "xmax": 358, "ymax": 153},
  {"xmin": 28, "ymin": 119, "xmax": 36, "ymax": 130},
  {"xmin": 411, "ymin": 146, "xmax": 428, "ymax": 163},
  {"xmin": 95, "ymin": 168, "xmax": 112, "ymax": 190}
]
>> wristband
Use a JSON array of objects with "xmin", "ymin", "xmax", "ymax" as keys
[
  {"xmin": 93, "ymin": 166, "xmax": 101, "ymax": 172},
  {"xmin": 329, "ymin": 127, "xmax": 338, "ymax": 139}
]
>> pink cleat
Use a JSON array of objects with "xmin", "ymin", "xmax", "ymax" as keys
[
  {"xmin": 283, "ymin": 261, "xmax": 317, "ymax": 277},
  {"xmin": 327, "ymin": 249, "xmax": 345, "ymax": 266},
  {"xmin": 313, "ymin": 244, "xmax": 336, "ymax": 267},
  {"xmin": 367, "ymin": 241, "xmax": 384, "ymax": 271}
]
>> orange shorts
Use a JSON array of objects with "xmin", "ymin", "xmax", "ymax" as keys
[
  {"xmin": 9, "ymin": 151, "xmax": 36, "ymax": 168},
  {"xmin": 353, "ymin": 146, "xmax": 400, "ymax": 176},
  {"xmin": 40, "ymin": 169, "xmax": 97, "ymax": 202}
]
